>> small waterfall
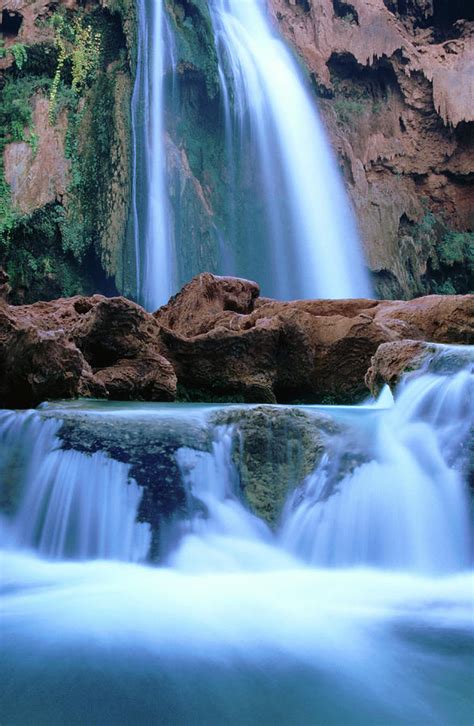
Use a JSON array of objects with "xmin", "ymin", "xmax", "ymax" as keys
[
  {"xmin": 280, "ymin": 366, "xmax": 473, "ymax": 572},
  {"xmin": 1, "ymin": 362, "xmax": 472, "ymax": 723},
  {"xmin": 0, "ymin": 412, "xmax": 151, "ymax": 561},
  {"xmin": 169, "ymin": 428, "xmax": 294, "ymax": 572},
  {"xmin": 210, "ymin": 0, "xmax": 372, "ymax": 299},
  {"xmin": 131, "ymin": 0, "xmax": 174, "ymax": 310}
]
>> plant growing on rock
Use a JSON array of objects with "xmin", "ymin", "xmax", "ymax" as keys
[
  {"xmin": 0, "ymin": 40, "xmax": 28, "ymax": 69},
  {"xmin": 49, "ymin": 13, "xmax": 102, "ymax": 122}
]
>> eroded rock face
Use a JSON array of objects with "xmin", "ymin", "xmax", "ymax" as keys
[
  {"xmin": 157, "ymin": 274, "xmax": 473, "ymax": 404},
  {"xmin": 0, "ymin": 295, "xmax": 176, "ymax": 408},
  {"xmin": 1, "ymin": 274, "xmax": 472, "ymax": 408},
  {"xmin": 365, "ymin": 339, "xmax": 435, "ymax": 395},
  {"xmin": 270, "ymin": 0, "xmax": 474, "ymax": 297}
]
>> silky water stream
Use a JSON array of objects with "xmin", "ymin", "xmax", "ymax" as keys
[{"xmin": 0, "ymin": 348, "xmax": 472, "ymax": 724}]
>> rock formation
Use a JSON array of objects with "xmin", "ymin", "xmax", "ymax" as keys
[
  {"xmin": 271, "ymin": 0, "xmax": 473, "ymax": 297},
  {"xmin": 1, "ymin": 273, "xmax": 472, "ymax": 409},
  {"xmin": 0, "ymin": 294, "xmax": 176, "ymax": 408}
]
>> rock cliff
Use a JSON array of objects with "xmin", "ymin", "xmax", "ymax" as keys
[
  {"xmin": 271, "ymin": 0, "xmax": 473, "ymax": 297},
  {"xmin": 0, "ymin": 0, "xmax": 134, "ymax": 302},
  {"xmin": 1, "ymin": 0, "xmax": 472, "ymax": 302}
]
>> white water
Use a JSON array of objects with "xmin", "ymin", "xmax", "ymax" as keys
[
  {"xmin": 0, "ymin": 411, "xmax": 150, "ymax": 561},
  {"xmin": 131, "ymin": 0, "xmax": 174, "ymax": 310},
  {"xmin": 210, "ymin": 0, "xmax": 371, "ymax": 299},
  {"xmin": 132, "ymin": 0, "xmax": 371, "ymax": 307},
  {"xmin": 1, "ymin": 360, "xmax": 472, "ymax": 723},
  {"xmin": 281, "ymin": 370, "xmax": 472, "ymax": 571}
]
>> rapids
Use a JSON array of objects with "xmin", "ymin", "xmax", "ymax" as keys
[{"xmin": 0, "ymin": 351, "xmax": 472, "ymax": 724}]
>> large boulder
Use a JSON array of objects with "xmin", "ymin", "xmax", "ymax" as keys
[
  {"xmin": 0, "ymin": 295, "xmax": 176, "ymax": 408},
  {"xmin": 157, "ymin": 276, "xmax": 473, "ymax": 404},
  {"xmin": 1, "ymin": 274, "xmax": 472, "ymax": 408}
]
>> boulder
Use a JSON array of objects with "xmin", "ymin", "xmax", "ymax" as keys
[
  {"xmin": 0, "ymin": 295, "xmax": 176, "ymax": 408},
  {"xmin": 365, "ymin": 340, "xmax": 435, "ymax": 396},
  {"xmin": 0, "ymin": 274, "xmax": 472, "ymax": 408},
  {"xmin": 211, "ymin": 406, "xmax": 338, "ymax": 526},
  {"xmin": 158, "ymin": 277, "xmax": 473, "ymax": 404}
]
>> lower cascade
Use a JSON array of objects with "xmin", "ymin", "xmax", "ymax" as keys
[{"xmin": 1, "ymin": 354, "xmax": 473, "ymax": 724}]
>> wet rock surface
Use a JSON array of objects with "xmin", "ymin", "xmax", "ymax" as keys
[
  {"xmin": 1, "ymin": 274, "xmax": 473, "ymax": 408},
  {"xmin": 211, "ymin": 406, "xmax": 338, "ymax": 526}
]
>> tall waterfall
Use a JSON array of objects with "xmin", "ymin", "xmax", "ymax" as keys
[
  {"xmin": 131, "ymin": 0, "xmax": 174, "ymax": 310},
  {"xmin": 210, "ymin": 0, "xmax": 371, "ymax": 299},
  {"xmin": 132, "ymin": 0, "xmax": 371, "ymax": 308}
]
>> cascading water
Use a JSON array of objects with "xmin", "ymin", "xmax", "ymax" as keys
[
  {"xmin": 209, "ymin": 0, "xmax": 372, "ymax": 299},
  {"xmin": 132, "ymin": 0, "xmax": 371, "ymax": 307},
  {"xmin": 0, "ymin": 411, "xmax": 150, "ymax": 561},
  {"xmin": 1, "ymin": 355, "xmax": 472, "ymax": 723},
  {"xmin": 131, "ymin": 0, "xmax": 174, "ymax": 310}
]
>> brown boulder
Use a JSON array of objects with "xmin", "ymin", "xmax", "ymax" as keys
[
  {"xmin": 1, "ymin": 274, "xmax": 472, "ymax": 409},
  {"xmin": 0, "ymin": 295, "xmax": 176, "ymax": 408},
  {"xmin": 157, "ymin": 275, "xmax": 473, "ymax": 404},
  {"xmin": 154, "ymin": 272, "xmax": 260, "ymax": 336},
  {"xmin": 365, "ymin": 340, "xmax": 435, "ymax": 397}
]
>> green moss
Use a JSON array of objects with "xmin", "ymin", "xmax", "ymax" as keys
[
  {"xmin": 211, "ymin": 407, "xmax": 336, "ymax": 526},
  {"xmin": 0, "ymin": 75, "xmax": 52, "ymax": 243}
]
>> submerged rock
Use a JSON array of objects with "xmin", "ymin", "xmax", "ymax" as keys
[{"xmin": 41, "ymin": 405, "xmax": 212, "ymax": 559}]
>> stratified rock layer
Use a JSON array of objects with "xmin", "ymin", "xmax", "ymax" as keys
[{"xmin": 1, "ymin": 274, "xmax": 473, "ymax": 408}]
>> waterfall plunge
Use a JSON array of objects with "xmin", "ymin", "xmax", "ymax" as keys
[
  {"xmin": 133, "ymin": 0, "xmax": 371, "ymax": 308},
  {"xmin": 210, "ymin": 0, "xmax": 372, "ymax": 299}
]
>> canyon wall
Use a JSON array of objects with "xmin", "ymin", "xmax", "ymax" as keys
[
  {"xmin": 271, "ymin": 0, "xmax": 473, "ymax": 297},
  {"xmin": 1, "ymin": 0, "xmax": 472, "ymax": 303},
  {"xmin": 0, "ymin": 0, "xmax": 134, "ymax": 302}
]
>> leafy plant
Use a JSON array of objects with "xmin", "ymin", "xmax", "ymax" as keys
[
  {"xmin": 10, "ymin": 43, "xmax": 28, "ymax": 69},
  {"xmin": 0, "ymin": 39, "xmax": 28, "ymax": 68},
  {"xmin": 49, "ymin": 12, "xmax": 102, "ymax": 121}
]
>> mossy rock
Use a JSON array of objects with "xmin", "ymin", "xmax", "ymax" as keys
[
  {"xmin": 41, "ymin": 407, "xmax": 212, "ymax": 558},
  {"xmin": 211, "ymin": 406, "xmax": 340, "ymax": 526}
]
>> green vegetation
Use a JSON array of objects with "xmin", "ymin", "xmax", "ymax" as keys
[
  {"xmin": 0, "ymin": 75, "xmax": 51, "ymax": 240},
  {"xmin": 49, "ymin": 12, "xmax": 102, "ymax": 121},
  {"xmin": 333, "ymin": 96, "xmax": 365, "ymax": 124},
  {"xmin": 0, "ymin": 40, "xmax": 28, "ymax": 69},
  {"xmin": 4, "ymin": 203, "xmax": 97, "ymax": 303},
  {"xmin": 409, "ymin": 210, "xmax": 474, "ymax": 295},
  {"xmin": 0, "ymin": 3, "xmax": 131, "ymax": 302},
  {"xmin": 438, "ymin": 231, "xmax": 474, "ymax": 269}
]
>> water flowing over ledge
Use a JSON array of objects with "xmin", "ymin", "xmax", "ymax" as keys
[
  {"xmin": 132, "ymin": 0, "xmax": 371, "ymax": 307},
  {"xmin": 0, "ymin": 353, "xmax": 473, "ymax": 723}
]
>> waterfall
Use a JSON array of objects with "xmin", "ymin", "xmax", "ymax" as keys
[
  {"xmin": 132, "ymin": 0, "xmax": 371, "ymax": 307},
  {"xmin": 131, "ymin": 0, "xmax": 174, "ymax": 310},
  {"xmin": 0, "ymin": 411, "xmax": 151, "ymax": 561},
  {"xmin": 1, "ymin": 360, "xmax": 472, "ymax": 723},
  {"xmin": 280, "ymin": 368, "xmax": 472, "ymax": 572},
  {"xmin": 209, "ymin": 0, "xmax": 372, "ymax": 299}
]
